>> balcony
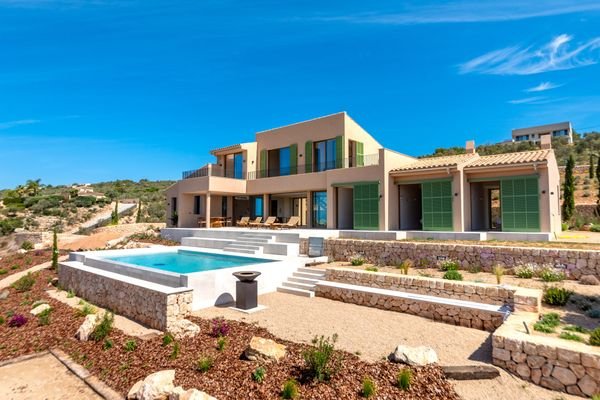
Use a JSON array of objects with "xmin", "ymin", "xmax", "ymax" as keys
[{"xmin": 182, "ymin": 164, "xmax": 244, "ymax": 180}]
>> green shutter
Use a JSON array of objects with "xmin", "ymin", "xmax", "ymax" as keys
[
  {"xmin": 356, "ymin": 141, "xmax": 364, "ymax": 166},
  {"xmin": 335, "ymin": 135, "xmax": 344, "ymax": 169},
  {"xmin": 289, "ymin": 144, "xmax": 297, "ymax": 175},
  {"xmin": 259, "ymin": 149, "xmax": 267, "ymax": 178},
  {"xmin": 304, "ymin": 141, "xmax": 312, "ymax": 173},
  {"xmin": 353, "ymin": 182, "xmax": 379, "ymax": 230},
  {"xmin": 421, "ymin": 180, "xmax": 453, "ymax": 231},
  {"xmin": 501, "ymin": 177, "xmax": 539, "ymax": 232}
]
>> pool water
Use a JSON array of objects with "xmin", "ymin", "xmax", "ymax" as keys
[{"xmin": 103, "ymin": 250, "xmax": 272, "ymax": 274}]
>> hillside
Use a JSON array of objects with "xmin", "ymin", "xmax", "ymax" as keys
[{"xmin": 422, "ymin": 131, "xmax": 600, "ymax": 166}]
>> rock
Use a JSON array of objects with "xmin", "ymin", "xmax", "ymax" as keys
[
  {"xmin": 578, "ymin": 374, "xmax": 598, "ymax": 397},
  {"xmin": 244, "ymin": 336, "xmax": 287, "ymax": 362},
  {"xmin": 128, "ymin": 381, "xmax": 143, "ymax": 399},
  {"xmin": 552, "ymin": 366, "xmax": 577, "ymax": 386},
  {"xmin": 389, "ymin": 345, "xmax": 438, "ymax": 366},
  {"xmin": 136, "ymin": 370, "xmax": 175, "ymax": 400},
  {"xmin": 31, "ymin": 300, "xmax": 48, "ymax": 308},
  {"xmin": 169, "ymin": 319, "xmax": 200, "ymax": 340},
  {"xmin": 48, "ymin": 277, "xmax": 59, "ymax": 287},
  {"xmin": 75, "ymin": 314, "xmax": 99, "ymax": 341},
  {"xmin": 30, "ymin": 303, "xmax": 51, "ymax": 316},
  {"xmin": 441, "ymin": 365, "xmax": 499, "ymax": 380},
  {"xmin": 580, "ymin": 275, "xmax": 600, "ymax": 285},
  {"xmin": 0, "ymin": 290, "xmax": 9, "ymax": 300},
  {"xmin": 175, "ymin": 389, "xmax": 217, "ymax": 400},
  {"xmin": 17, "ymin": 249, "xmax": 27, "ymax": 254},
  {"xmin": 168, "ymin": 386, "xmax": 185, "ymax": 400}
]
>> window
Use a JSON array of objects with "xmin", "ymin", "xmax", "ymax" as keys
[
  {"xmin": 312, "ymin": 191, "xmax": 327, "ymax": 228},
  {"xmin": 279, "ymin": 147, "xmax": 290, "ymax": 176},
  {"xmin": 267, "ymin": 147, "xmax": 291, "ymax": 177},
  {"xmin": 193, "ymin": 195, "xmax": 201, "ymax": 214},
  {"xmin": 253, "ymin": 196, "xmax": 263, "ymax": 218},
  {"xmin": 314, "ymin": 139, "xmax": 336, "ymax": 172},
  {"xmin": 515, "ymin": 135, "xmax": 529, "ymax": 142},
  {"xmin": 553, "ymin": 129, "xmax": 568, "ymax": 137},
  {"xmin": 224, "ymin": 152, "xmax": 243, "ymax": 179}
]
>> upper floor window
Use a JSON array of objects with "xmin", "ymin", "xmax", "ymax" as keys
[
  {"xmin": 267, "ymin": 146, "xmax": 291, "ymax": 177},
  {"xmin": 314, "ymin": 139, "xmax": 336, "ymax": 172},
  {"xmin": 552, "ymin": 129, "xmax": 568, "ymax": 137},
  {"xmin": 515, "ymin": 135, "xmax": 529, "ymax": 142},
  {"xmin": 224, "ymin": 152, "xmax": 243, "ymax": 179}
]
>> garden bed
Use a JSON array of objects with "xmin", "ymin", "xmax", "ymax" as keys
[
  {"xmin": 0, "ymin": 268, "xmax": 459, "ymax": 399},
  {"xmin": 0, "ymin": 250, "xmax": 61, "ymax": 279}
]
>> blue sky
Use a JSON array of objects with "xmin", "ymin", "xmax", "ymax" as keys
[{"xmin": 1, "ymin": 0, "xmax": 600, "ymax": 188}]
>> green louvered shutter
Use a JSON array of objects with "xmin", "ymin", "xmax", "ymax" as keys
[
  {"xmin": 353, "ymin": 182, "xmax": 379, "ymax": 230},
  {"xmin": 501, "ymin": 177, "xmax": 539, "ymax": 232},
  {"xmin": 356, "ymin": 141, "xmax": 364, "ymax": 166},
  {"xmin": 304, "ymin": 141, "xmax": 312, "ymax": 173},
  {"xmin": 289, "ymin": 144, "xmax": 298, "ymax": 175},
  {"xmin": 421, "ymin": 180, "xmax": 453, "ymax": 231},
  {"xmin": 335, "ymin": 135, "xmax": 344, "ymax": 168},
  {"xmin": 259, "ymin": 149, "xmax": 267, "ymax": 178}
]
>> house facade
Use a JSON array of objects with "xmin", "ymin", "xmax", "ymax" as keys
[
  {"xmin": 512, "ymin": 121, "xmax": 573, "ymax": 144},
  {"xmin": 166, "ymin": 112, "xmax": 562, "ymax": 235}
]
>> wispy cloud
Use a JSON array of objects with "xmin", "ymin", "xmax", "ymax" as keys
[
  {"xmin": 0, "ymin": 119, "xmax": 40, "ymax": 130},
  {"xmin": 316, "ymin": 1, "xmax": 600, "ymax": 25},
  {"xmin": 525, "ymin": 81, "xmax": 562, "ymax": 92},
  {"xmin": 508, "ymin": 96, "xmax": 546, "ymax": 105},
  {"xmin": 459, "ymin": 34, "xmax": 600, "ymax": 75}
]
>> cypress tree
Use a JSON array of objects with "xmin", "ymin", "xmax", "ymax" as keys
[
  {"xmin": 562, "ymin": 154, "xmax": 575, "ymax": 221},
  {"xmin": 590, "ymin": 154, "xmax": 595, "ymax": 179},
  {"xmin": 136, "ymin": 199, "xmax": 143, "ymax": 223},
  {"xmin": 596, "ymin": 155, "xmax": 600, "ymax": 183},
  {"xmin": 51, "ymin": 228, "xmax": 58, "ymax": 270},
  {"xmin": 112, "ymin": 201, "xmax": 119, "ymax": 225}
]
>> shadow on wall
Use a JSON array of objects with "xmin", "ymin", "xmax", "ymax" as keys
[{"xmin": 214, "ymin": 292, "xmax": 234, "ymax": 307}]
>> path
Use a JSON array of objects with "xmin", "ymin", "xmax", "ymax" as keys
[{"xmin": 557, "ymin": 230, "xmax": 600, "ymax": 244}]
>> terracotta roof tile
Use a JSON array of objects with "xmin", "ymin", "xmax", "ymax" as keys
[
  {"xmin": 466, "ymin": 149, "xmax": 552, "ymax": 168},
  {"xmin": 391, "ymin": 153, "xmax": 478, "ymax": 172}
]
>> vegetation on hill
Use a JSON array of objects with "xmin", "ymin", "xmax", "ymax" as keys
[
  {"xmin": 422, "ymin": 131, "xmax": 600, "ymax": 166},
  {"xmin": 0, "ymin": 179, "xmax": 173, "ymax": 236}
]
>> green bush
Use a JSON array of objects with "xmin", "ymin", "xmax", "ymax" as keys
[
  {"xmin": 563, "ymin": 325, "xmax": 590, "ymax": 334},
  {"xmin": 170, "ymin": 342, "xmax": 180, "ymax": 360},
  {"xmin": 0, "ymin": 218, "xmax": 24, "ymax": 236},
  {"xmin": 590, "ymin": 328, "xmax": 600, "ymax": 346},
  {"xmin": 0, "ymin": 315, "xmax": 4, "ymax": 325},
  {"xmin": 350, "ymin": 256, "xmax": 365, "ymax": 266},
  {"xmin": 361, "ymin": 376, "xmax": 376, "ymax": 398},
  {"xmin": 396, "ymin": 368, "xmax": 412, "ymax": 390},
  {"xmin": 37, "ymin": 308, "xmax": 52, "ymax": 326},
  {"xmin": 76, "ymin": 302, "xmax": 96, "ymax": 317},
  {"xmin": 396, "ymin": 259, "xmax": 413, "ymax": 275},
  {"xmin": 543, "ymin": 287, "xmax": 573, "ymax": 306},
  {"xmin": 162, "ymin": 333, "xmax": 174, "ymax": 346},
  {"xmin": 251, "ymin": 367, "xmax": 266, "ymax": 383},
  {"xmin": 439, "ymin": 260, "xmax": 460, "ymax": 271},
  {"xmin": 123, "ymin": 339, "xmax": 137, "ymax": 352},
  {"xmin": 533, "ymin": 313, "xmax": 561, "ymax": 333},
  {"xmin": 539, "ymin": 268, "xmax": 566, "ymax": 282},
  {"xmin": 90, "ymin": 312, "xmax": 114, "ymax": 341},
  {"xmin": 196, "ymin": 356, "xmax": 214, "ymax": 373},
  {"xmin": 591, "ymin": 225, "xmax": 600, "ymax": 233},
  {"xmin": 302, "ymin": 334, "xmax": 341, "ymax": 382},
  {"xmin": 74, "ymin": 196, "xmax": 97, "ymax": 208},
  {"xmin": 561, "ymin": 222, "xmax": 569, "ymax": 231},
  {"xmin": 514, "ymin": 264, "xmax": 535, "ymax": 279},
  {"xmin": 216, "ymin": 336, "xmax": 227, "ymax": 351},
  {"xmin": 443, "ymin": 270, "xmax": 463, "ymax": 281},
  {"xmin": 559, "ymin": 332, "xmax": 585, "ymax": 342},
  {"xmin": 0, "ymin": 269, "xmax": 7, "ymax": 275},
  {"xmin": 103, "ymin": 338, "xmax": 113, "ymax": 350},
  {"xmin": 492, "ymin": 265, "xmax": 504, "ymax": 284},
  {"xmin": 20, "ymin": 241, "xmax": 34, "ymax": 250},
  {"xmin": 281, "ymin": 379, "xmax": 299, "ymax": 399},
  {"xmin": 365, "ymin": 266, "xmax": 378, "ymax": 272},
  {"xmin": 11, "ymin": 273, "xmax": 36, "ymax": 292}
]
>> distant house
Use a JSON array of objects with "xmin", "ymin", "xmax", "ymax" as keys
[
  {"xmin": 167, "ymin": 112, "xmax": 561, "ymax": 235},
  {"xmin": 512, "ymin": 122, "xmax": 573, "ymax": 144},
  {"xmin": 71, "ymin": 184, "xmax": 106, "ymax": 200}
]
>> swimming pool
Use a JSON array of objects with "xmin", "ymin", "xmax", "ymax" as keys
[{"xmin": 103, "ymin": 250, "xmax": 273, "ymax": 274}]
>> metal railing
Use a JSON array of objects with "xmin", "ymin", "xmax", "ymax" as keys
[{"xmin": 182, "ymin": 164, "xmax": 245, "ymax": 180}]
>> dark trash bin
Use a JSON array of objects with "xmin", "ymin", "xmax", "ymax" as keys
[{"xmin": 232, "ymin": 271, "xmax": 261, "ymax": 310}]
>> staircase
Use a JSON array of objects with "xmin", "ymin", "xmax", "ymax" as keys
[
  {"xmin": 181, "ymin": 230, "xmax": 299, "ymax": 256},
  {"xmin": 222, "ymin": 232, "xmax": 274, "ymax": 255},
  {"xmin": 277, "ymin": 267, "xmax": 326, "ymax": 297}
]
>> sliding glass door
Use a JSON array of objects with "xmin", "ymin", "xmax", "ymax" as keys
[{"xmin": 312, "ymin": 191, "xmax": 327, "ymax": 228}]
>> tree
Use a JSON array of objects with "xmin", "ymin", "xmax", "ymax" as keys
[
  {"xmin": 562, "ymin": 154, "xmax": 575, "ymax": 221},
  {"xmin": 597, "ymin": 155, "xmax": 600, "ymax": 182},
  {"xmin": 111, "ymin": 201, "xmax": 119, "ymax": 225},
  {"xmin": 136, "ymin": 199, "xmax": 143, "ymax": 223},
  {"xmin": 590, "ymin": 155, "xmax": 595, "ymax": 179},
  {"xmin": 25, "ymin": 179, "xmax": 41, "ymax": 196},
  {"xmin": 51, "ymin": 228, "xmax": 59, "ymax": 270}
]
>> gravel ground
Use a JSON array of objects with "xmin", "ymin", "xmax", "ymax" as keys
[{"xmin": 196, "ymin": 292, "xmax": 582, "ymax": 400}]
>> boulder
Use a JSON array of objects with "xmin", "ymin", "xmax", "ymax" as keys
[
  {"xmin": 170, "ymin": 388, "xmax": 217, "ymax": 400},
  {"xmin": 136, "ymin": 370, "xmax": 175, "ymax": 400},
  {"xmin": 0, "ymin": 290, "xmax": 9, "ymax": 300},
  {"xmin": 441, "ymin": 365, "xmax": 499, "ymax": 380},
  {"xmin": 389, "ymin": 345, "xmax": 438, "ymax": 366},
  {"xmin": 31, "ymin": 300, "xmax": 48, "ymax": 308},
  {"xmin": 244, "ymin": 336, "xmax": 287, "ymax": 362},
  {"xmin": 169, "ymin": 319, "xmax": 200, "ymax": 340},
  {"xmin": 128, "ymin": 381, "xmax": 143, "ymax": 400},
  {"xmin": 580, "ymin": 275, "xmax": 600, "ymax": 285},
  {"xmin": 30, "ymin": 303, "xmax": 51, "ymax": 316},
  {"xmin": 75, "ymin": 314, "xmax": 99, "ymax": 341}
]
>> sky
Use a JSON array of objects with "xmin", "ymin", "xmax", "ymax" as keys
[{"xmin": 1, "ymin": 0, "xmax": 600, "ymax": 188}]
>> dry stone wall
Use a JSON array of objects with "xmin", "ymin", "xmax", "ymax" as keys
[
  {"xmin": 321, "ymin": 239, "xmax": 600, "ymax": 280},
  {"xmin": 59, "ymin": 263, "xmax": 192, "ymax": 331}
]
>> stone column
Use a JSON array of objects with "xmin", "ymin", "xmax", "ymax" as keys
[
  {"xmin": 263, "ymin": 193, "xmax": 269, "ymax": 218},
  {"xmin": 306, "ymin": 191, "xmax": 313, "ymax": 228}
]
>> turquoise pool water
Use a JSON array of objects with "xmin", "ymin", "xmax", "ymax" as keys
[{"xmin": 103, "ymin": 250, "xmax": 272, "ymax": 274}]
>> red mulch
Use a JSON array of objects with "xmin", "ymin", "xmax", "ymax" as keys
[
  {"xmin": 0, "ymin": 250, "xmax": 62, "ymax": 279},
  {"xmin": 127, "ymin": 234, "xmax": 179, "ymax": 246},
  {"xmin": 0, "ymin": 268, "xmax": 459, "ymax": 400}
]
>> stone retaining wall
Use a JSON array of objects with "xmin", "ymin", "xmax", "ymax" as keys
[
  {"xmin": 493, "ymin": 313, "xmax": 600, "ymax": 398},
  {"xmin": 316, "ymin": 283, "xmax": 506, "ymax": 332},
  {"xmin": 322, "ymin": 239, "xmax": 600, "ymax": 280},
  {"xmin": 324, "ymin": 268, "xmax": 540, "ymax": 312},
  {"xmin": 58, "ymin": 263, "xmax": 192, "ymax": 331}
]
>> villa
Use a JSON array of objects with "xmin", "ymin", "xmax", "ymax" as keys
[{"xmin": 167, "ymin": 112, "xmax": 562, "ymax": 238}]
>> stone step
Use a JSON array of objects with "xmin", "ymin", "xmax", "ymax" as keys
[
  {"xmin": 224, "ymin": 244, "xmax": 261, "ymax": 251},
  {"xmin": 282, "ymin": 281, "xmax": 316, "ymax": 291},
  {"xmin": 235, "ymin": 239, "xmax": 270, "ymax": 245},
  {"xmin": 297, "ymin": 267, "xmax": 326, "ymax": 275},
  {"xmin": 240, "ymin": 233, "xmax": 274, "ymax": 239},
  {"xmin": 288, "ymin": 276, "xmax": 322, "ymax": 285},
  {"xmin": 293, "ymin": 271, "xmax": 326, "ymax": 279},
  {"xmin": 222, "ymin": 248, "xmax": 257, "ymax": 255},
  {"xmin": 277, "ymin": 286, "xmax": 315, "ymax": 298}
]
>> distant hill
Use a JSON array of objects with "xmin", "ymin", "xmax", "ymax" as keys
[{"xmin": 422, "ymin": 131, "xmax": 600, "ymax": 166}]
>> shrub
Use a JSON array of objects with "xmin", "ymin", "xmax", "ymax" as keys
[
  {"xmin": 590, "ymin": 328, "xmax": 600, "ymax": 346},
  {"xmin": 591, "ymin": 225, "xmax": 600, "ymax": 233},
  {"xmin": 350, "ymin": 256, "xmax": 365, "ymax": 266},
  {"xmin": 10, "ymin": 265, "xmax": 18, "ymax": 270},
  {"xmin": 439, "ymin": 260, "xmax": 460, "ymax": 271},
  {"xmin": 514, "ymin": 264, "xmax": 535, "ymax": 279},
  {"xmin": 74, "ymin": 196, "xmax": 97, "ymax": 208},
  {"xmin": 170, "ymin": 342, "xmax": 180, "ymax": 360},
  {"xmin": 302, "ymin": 334, "xmax": 342, "ymax": 382},
  {"xmin": 396, "ymin": 259, "xmax": 413, "ymax": 275},
  {"xmin": 77, "ymin": 302, "xmax": 96, "ymax": 317},
  {"xmin": 67, "ymin": 289, "xmax": 75, "ymax": 298},
  {"xmin": 196, "ymin": 356, "xmax": 214, "ymax": 373},
  {"xmin": 90, "ymin": 312, "xmax": 114, "ymax": 341},
  {"xmin": 251, "ymin": 367, "xmax": 266, "ymax": 383},
  {"xmin": 543, "ymin": 287, "xmax": 573, "ymax": 306},
  {"xmin": 8, "ymin": 314, "xmax": 28, "ymax": 327},
  {"xmin": 443, "ymin": 270, "xmax": 463, "ymax": 281},
  {"xmin": 492, "ymin": 265, "xmax": 505, "ymax": 284},
  {"xmin": 467, "ymin": 265, "xmax": 481, "ymax": 274},
  {"xmin": 561, "ymin": 222, "xmax": 569, "ymax": 231},
  {"xmin": 0, "ymin": 316, "xmax": 4, "ymax": 324},
  {"xmin": 20, "ymin": 241, "xmax": 34, "ymax": 250},
  {"xmin": 563, "ymin": 325, "xmax": 590, "ymax": 334},
  {"xmin": 211, "ymin": 317, "xmax": 230, "ymax": 337},
  {"xmin": 361, "ymin": 376, "xmax": 376, "ymax": 398},
  {"xmin": 396, "ymin": 368, "xmax": 412, "ymax": 390},
  {"xmin": 162, "ymin": 333, "xmax": 174, "ymax": 346},
  {"xmin": 559, "ymin": 332, "xmax": 586, "ymax": 342},
  {"xmin": 216, "ymin": 336, "xmax": 227, "ymax": 351},
  {"xmin": 281, "ymin": 379, "xmax": 299, "ymax": 399},
  {"xmin": 12, "ymin": 273, "xmax": 36, "ymax": 292},
  {"xmin": 0, "ymin": 269, "xmax": 7, "ymax": 275},
  {"xmin": 51, "ymin": 229, "xmax": 59, "ymax": 270},
  {"xmin": 533, "ymin": 313, "xmax": 560, "ymax": 333},
  {"xmin": 123, "ymin": 339, "xmax": 137, "ymax": 352},
  {"xmin": 103, "ymin": 339, "xmax": 113, "ymax": 350},
  {"xmin": 586, "ymin": 308, "xmax": 600, "ymax": 319},
  {"xmin": 539, "ymin": 268, "xmax": 566, "ymax": 283},
  {"xmin": 37, "ymin": 308, "xmax": 52, "ymax": 326},
  {"xmin": 365, "ymin": 266, "xmax": 378, "ymax": 272}
]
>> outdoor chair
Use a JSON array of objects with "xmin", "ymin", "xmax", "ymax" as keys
[
  {"xmin": 236, "ymin": 216, "xmax": 250, "ymax": 227},
  {"xmin": 248, "ymin": 217, "xmax": 263, "ymax": 227},
  {"xmin": 256, "ymin": 216, "xmax": 277, "ymax": 228},
  {"xmin": 272, "ymin": 216, "xmax": 300, "ymax": 229}
]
